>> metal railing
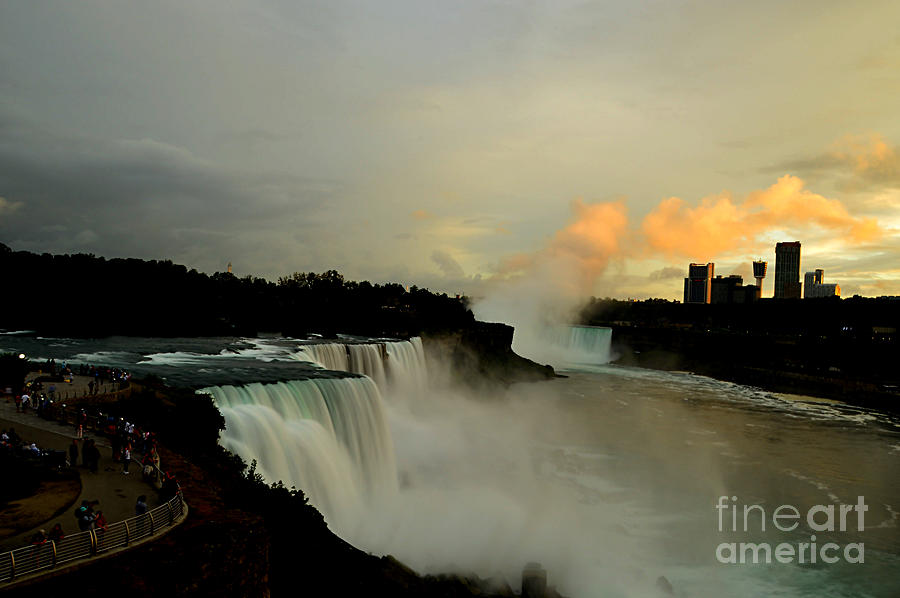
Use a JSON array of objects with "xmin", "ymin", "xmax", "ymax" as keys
[{"xmin": 0, "ymin": 490, "xmax": 185, "ymax": 584}]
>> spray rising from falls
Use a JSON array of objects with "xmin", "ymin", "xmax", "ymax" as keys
[
  {"xmin": 203, "ymin": 375, "xmax": 398, "ymax": 522},
  {"xmin": 205, "ymin": 336, "xmax": 671, "ymax": 596}
]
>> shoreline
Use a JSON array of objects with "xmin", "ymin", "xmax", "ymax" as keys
[{"xmin": 607, "ymin": 343, "xmax": 900, "ymax": 414}]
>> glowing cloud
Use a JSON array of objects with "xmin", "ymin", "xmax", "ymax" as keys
[
  {"xmin": 640, "ymin": 175, "xmax": 881, "ymax": 259},
  {"xmin": 494, "ymin": 200, "xmax": 628, "ymax": 293}
]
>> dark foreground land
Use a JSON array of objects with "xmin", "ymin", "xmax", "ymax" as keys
[{"xmin": 582, "ymin": 297, "xmax": 900, "ymax": 410}]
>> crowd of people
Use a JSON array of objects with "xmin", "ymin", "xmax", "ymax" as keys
[
  {"xmin": 10, "ymin": 360, "xmax": 132, "ymax": 418},
  {"xmin": 1, "ymin": 427, "xmax": 50, "ymax": 460},
  {"xmin": 3, "ymin": 361, "xmax": 181, "ymax": 553},
  {"xmin": 43, "ymin": 358, "xmax": 132, "ymax": 388}
]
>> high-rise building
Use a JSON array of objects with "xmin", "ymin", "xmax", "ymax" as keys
[
  {"xmin": 774, "ymin": 242, "xmax": 801, "ymax": 299},
  {"xmin": 683, "ymin": 263, "xmax": 714, "ymax": 304},
  {"xmin": 804, "ymin": 269, "xmax": 840, "ymax": 298}
]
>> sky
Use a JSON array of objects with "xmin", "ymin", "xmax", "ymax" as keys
[{"xmin": 1, "ymin": 0, "xmax": 899, "ymax": 300}]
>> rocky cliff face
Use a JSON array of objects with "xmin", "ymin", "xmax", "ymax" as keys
[{"xmin": 423, "ymin": 321, "xmax": 555, "ymax": 388}]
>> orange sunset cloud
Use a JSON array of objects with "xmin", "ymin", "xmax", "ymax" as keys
[{"xmin": 640, "ymin": 175, "xmax": 881, "ymax": 258}]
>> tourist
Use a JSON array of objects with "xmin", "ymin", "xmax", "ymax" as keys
[
  {"xmin": 74, "ymin": 500, "xmax": 89, "ymax": 528},
  {"xmin": 135, "ymin": 495, "xmax": 148, "ymax": 515},
  {"xmin": 94, "ymin": 510, "xmax": 108, "ymax": 550},
  {"xmin": 30, "ymin": 529, "xmax": 47, "ymax": 546},
  {"xmin": 48, "ymin": 523, "xmax": 65, "ymax": 544},
  {"xmin": 122, "ymin": 443, "xmax": 132, "ymax": 474},
  {"xmin": 94, "ymin": 510, "xmax": 108, "ymax": 532}
]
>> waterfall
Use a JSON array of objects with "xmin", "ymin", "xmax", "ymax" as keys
[
  {"xmin": 513, "ymin": 325, "xmax": 612, "ymax": 367},
  {"xmin": 299, "ymin": 343, "xmax": 349, "ymax": 371},
  {"xmin": 385, "ymin": 337, "xmax": 428, "ymax": 395},
  {"xmin": 203, "ymin": 376, "xmax": 398, "ymax": 522},
  {"xmin": 553, "ymin": 325, "xmax": 612, "ymax": 363},
  {"xmin": 294, "ymin": 337, "xmax": 428, "ymax": 396},
  {"xmin": 348, "ymin": 344, "xmax": 388, "ymax": 390}
]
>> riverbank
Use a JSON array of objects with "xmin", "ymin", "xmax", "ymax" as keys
[{"xmin": 608, "ymin": 326, "xmax": 900, "ymax": 412}]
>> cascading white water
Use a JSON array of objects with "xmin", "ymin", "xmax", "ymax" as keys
[
  {"xmin": 203, "ymin": 376, "xmax": 397, "ymax": 522},
  {"xmin": 549, "ymin": 325, "xmax": 612, "ymax": 364},
  {"xmin": 384, "ymin": 337, "xmax": 428, "ymax": 395},
  {"xmin": 295, "ymin": 337, "xmax": 428, "ymax": 397},
  {"xmin": 512, "ymin": 324, "xmax": 612, "ymax": 368},
  {"xmin": 347, "ymin": 344, "xmax": 388, "ymax": 389},
  {"xmin": 300, "ymin": 343, "xmax": 350, "ymax": 371}
]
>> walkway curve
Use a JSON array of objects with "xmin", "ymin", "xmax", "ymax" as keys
[{"xmin": 0, "ymin": 489, "xmax": 187, "ymax": 586}]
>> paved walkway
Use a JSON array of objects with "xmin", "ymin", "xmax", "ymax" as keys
[
  {"xmin": 23, "ymin": 373, "xmax": 123, "ymax": 402},
  {"xmin": 0, "ymin": 399, "xmax": 160, "ymax": 552}
]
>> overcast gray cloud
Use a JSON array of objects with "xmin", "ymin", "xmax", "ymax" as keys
[
  {"xmin": 0, "ymin": 114, "xmax": 336, "ymax": 273},
  {"xmin": 1, "ymin": 0, "xmax": 899, "ymax": 296}
]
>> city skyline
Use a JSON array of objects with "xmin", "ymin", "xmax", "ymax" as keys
[
  {"xmin": 1, "ymin": 2, "xmax": 899, "ymax": 301},
  {"xmin": 679, "ymin": 240, "xmax": 850, "ymax": 302}
]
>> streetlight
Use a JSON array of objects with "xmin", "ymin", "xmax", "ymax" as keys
[{"xmin": 18, "ymin": 353, "xmax": 25, "ymax": 359}]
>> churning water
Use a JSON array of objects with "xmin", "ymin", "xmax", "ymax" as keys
[{"xmin": 6, "ymin": 332, "xmax": 899, "ymax": 597}]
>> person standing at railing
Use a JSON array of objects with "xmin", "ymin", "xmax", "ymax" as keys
[
  {"xmin": 48, "ymin": 523, "xmax": 65, "ymax": 545},
  {"xmin": 28, "ymin": 529, "xmax": 48, "ymax": 571},
  {"xmin": 135, "ymin": 495, "xmax": 148, "ymax": 515},
  {"xmin": 94, "ymin": 510, "xmax": 108, "ymax": 551},
  {"xmin": 30, "ymin": 529, "xmax": 47, "ymax": 546},
  {"xmin": 78, "ymin": 503, "xmax": 96, "ymax": 532}
]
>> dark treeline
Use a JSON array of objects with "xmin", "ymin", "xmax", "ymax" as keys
[
  {"xmin": 0, "ymin": 243, "xmax": 473, "ymax": 337},
  {"xmin": 581, "ymin": 297, "xmax": 900, "ymax": 407},
  {"xmin": 580, "ymin": 296, "xmax": 900, "ymax": 337}
]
